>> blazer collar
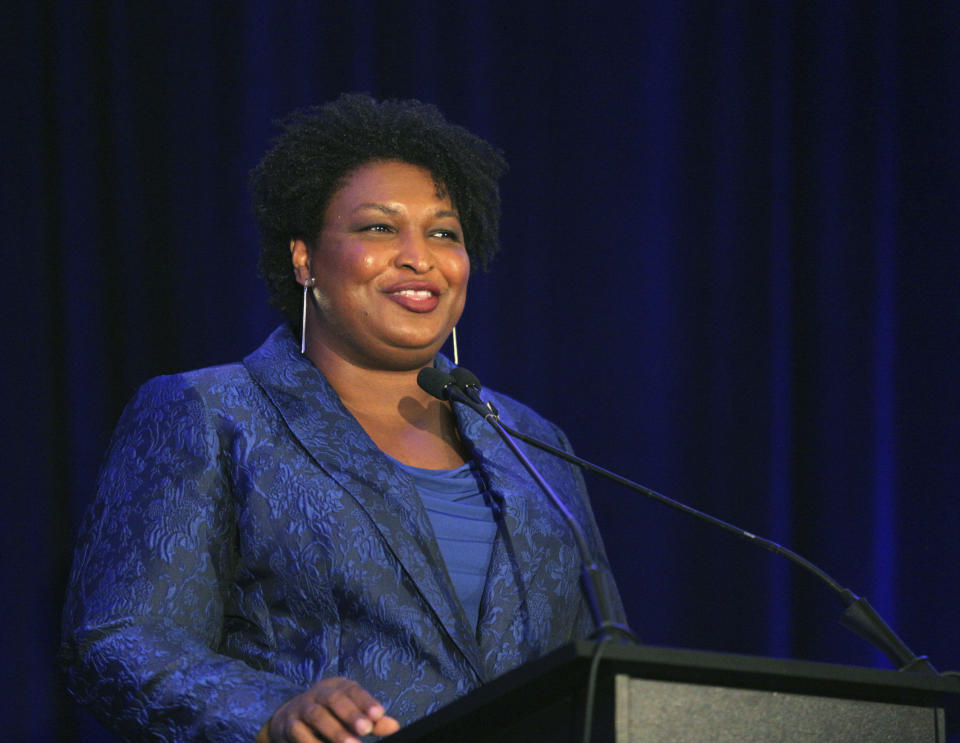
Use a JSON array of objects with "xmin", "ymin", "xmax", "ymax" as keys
[{"xmin": 242, "ymin": 326, "xmax": 488, "ymax": 681}]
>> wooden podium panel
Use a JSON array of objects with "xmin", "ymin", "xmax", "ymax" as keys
[{"xmin": 386, "ymin": 642, "xmax": 959, "ymax": 743}]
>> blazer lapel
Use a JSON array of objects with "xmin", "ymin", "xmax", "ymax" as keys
[
  {"xmin": 450, "ymin": 390, "xmax": 545, "ymax": 677},
  {"xmin": 242, "ymin": 327, "xmax": 486, "ymax": 681}
]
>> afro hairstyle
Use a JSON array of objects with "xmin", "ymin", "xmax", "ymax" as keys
[{"xmin": 250, "ymin": 93, "xmax": 509, "ymax": 325}]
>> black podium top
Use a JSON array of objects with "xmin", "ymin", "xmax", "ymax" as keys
[{"xmin": 386, "ymin": 642, "xmax": 960, "ymax": 743}]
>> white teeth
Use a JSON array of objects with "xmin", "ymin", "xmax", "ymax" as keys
[{"xmin": 394, "ymin": 289, "xmax": 432, "ymax": 298}]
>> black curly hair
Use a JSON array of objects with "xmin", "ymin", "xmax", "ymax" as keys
[{"xmin": 250, "ymin": 93, "xmax": 509, "ymax": 325}]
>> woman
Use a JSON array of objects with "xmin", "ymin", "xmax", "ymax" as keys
[{"xmin": 61, "ymin": 94, "xmax": 625, "ymax": 743}]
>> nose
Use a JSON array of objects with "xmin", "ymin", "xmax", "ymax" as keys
[{"xmin": 394, "ymin": 231, "xmax": 433, "ymax": 273}]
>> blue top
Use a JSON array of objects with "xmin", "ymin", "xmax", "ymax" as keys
[{"xmin": 392, "ymin": 457, "xmax": 497, "ymax": 631}]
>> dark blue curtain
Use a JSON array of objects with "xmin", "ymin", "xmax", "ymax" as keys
[{"xmin": 4, "ymin": 1, "xmax": 959, "ymax": 740}]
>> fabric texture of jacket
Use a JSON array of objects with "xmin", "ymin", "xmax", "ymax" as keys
[{"xmin": 61, "ymin": 325, "xmax": 624, "ymax": 742}]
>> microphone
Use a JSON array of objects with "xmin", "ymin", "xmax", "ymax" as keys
[
  {"xmin": 435, "ymin": 366, "xmax": 946, "ymax": 676},
  {"xmin": 417, "ymin": 367, "xmax": 461, "ymax": 402},
  {"xmin": 417, "ymin": 366, "xmax": 635, "ymax": 643},
  {"xmin": 449, "ymin": 366, "xmax": 479, "ymax": 386},
  {"xmin": 450, "ymin": 366, "xmax": 499, "ymax": 416},
  {"xmin": 450, "ymin": 367, "xmax": 499, "ymax": 416}
]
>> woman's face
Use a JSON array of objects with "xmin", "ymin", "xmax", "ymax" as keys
[{"xmin": 292, "ymin": 160, "xmax": 470, "ymax": 371}]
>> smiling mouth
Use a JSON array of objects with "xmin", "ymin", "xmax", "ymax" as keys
[
  {"xmin": 384, "ymin": 287, "xmax": 442, "ymax": 313},
  {"xmin": 390, "ymin": 289, "xmax": 436, "ymax": 299}
]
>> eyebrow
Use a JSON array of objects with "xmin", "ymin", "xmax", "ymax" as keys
[
  {"xmin": 352, "ymin": 203, "xmax": 460, "ymax": 219},
  {"xmin": 354, "ymin": 203, "xmax": 401, "ymax": 216}
]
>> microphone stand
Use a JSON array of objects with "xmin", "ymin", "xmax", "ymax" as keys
[{"xmin": 442, "ymin": 366, "xmax": 947, "ymax": 677}]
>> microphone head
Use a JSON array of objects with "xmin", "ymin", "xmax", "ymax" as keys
[
  {"xmin": 450, "ymin": 366, "xmax": 482, "ymax": 390},
  {"xmin": 417, "ymin": 367, "xmax": 455, "ymax": 400}
]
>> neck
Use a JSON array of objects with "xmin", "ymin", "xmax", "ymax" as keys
[
  {"xmin": 306, "ymin": 344, "xmax": 433, "ymax": 413},
  {"xmin": 303, "ymin": 341, "xmax": 449, "ymax": 447},
  {"xmin": 304, "ymin": 342, "xmax": 467, "ymax": 469}
]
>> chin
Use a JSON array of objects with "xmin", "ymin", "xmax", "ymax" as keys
[{"xmin": 382, "ymin": 341, "xmax": 445, "ymax": 371}]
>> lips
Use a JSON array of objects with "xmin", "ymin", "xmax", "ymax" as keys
[{"xmin": 382, "ymin": 281, "xmax": 442, "ymax": 313}]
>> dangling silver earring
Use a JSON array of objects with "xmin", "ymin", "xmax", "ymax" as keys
[
  {"xmin": 301, "ymin": 277, "xmax": 316, "ymax": 355},
  {"xmin": 451, "ymin": 325, "xmax": 459, "ymax": 366}
]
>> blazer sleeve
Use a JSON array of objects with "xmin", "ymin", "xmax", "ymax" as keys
[{"xmin": 60, "ymin": 375, "xmax": 303, "ymax": 743}]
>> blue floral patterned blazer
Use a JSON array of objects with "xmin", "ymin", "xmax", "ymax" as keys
[{"xmin": 61, "ymin": 326, "xmax": 624, "ymax": 742}]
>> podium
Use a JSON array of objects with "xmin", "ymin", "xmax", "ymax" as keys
[{"xmin": 387, "ymin": 642, "xmax": 960, "ymax": 743}]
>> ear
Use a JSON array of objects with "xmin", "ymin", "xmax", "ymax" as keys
[{"xmin": 290, "ymin": 239, "xmax": 312, "ymax": 285}]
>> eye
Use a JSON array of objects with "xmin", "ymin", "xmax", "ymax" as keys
[
  {"xmin": 359, "ymin": 223, "xmax": 394, "ymax": 234},
  {"xmin": 430, "ymin": 228, "xmax": 461, "ymax": 242}
]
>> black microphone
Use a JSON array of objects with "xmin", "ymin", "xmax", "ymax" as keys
[
  {"xmin": 449, "ymin": 366, "xmax": 481, "ymax": 396},
  {"xmin": 417, "ymin": 367, "xmax": 460, "ymax": 402},
  {"xmin": 417, "ymin": 365, "xmax": 635, "ymax": 643},
  {"xmin": 437, "ymin": 367, "xmax": 947, "ymax": 677},
  {"xmin": 450, "ymin": 367, "xmax": 499, "ymax": 416},
  {"xmin": 449, "ymin": 366, "xmax": 479, "ymax": 386}
]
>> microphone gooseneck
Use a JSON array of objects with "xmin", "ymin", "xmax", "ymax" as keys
[{"xmin": 417, "ymin": 366, "xmax": 635, "ymax": 643}]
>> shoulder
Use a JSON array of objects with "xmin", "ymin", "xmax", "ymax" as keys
[
  {"xmin": 127, "ymin": 327, "xmax": 296, "ymax": 416},
  {"xmin": 116, "ymin": 350, "xmax": 289, "ymax": 449},
  {"xmin": 103, "ymin": 364, "xmax": 258, "ymax": 465},
  {"xmin": 136, "ymin": 361, "xmax": 250, "ymax": 395},
  {"xmin": 127, "ymin": 362, "xmax": 256, "ymax": 417}
]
